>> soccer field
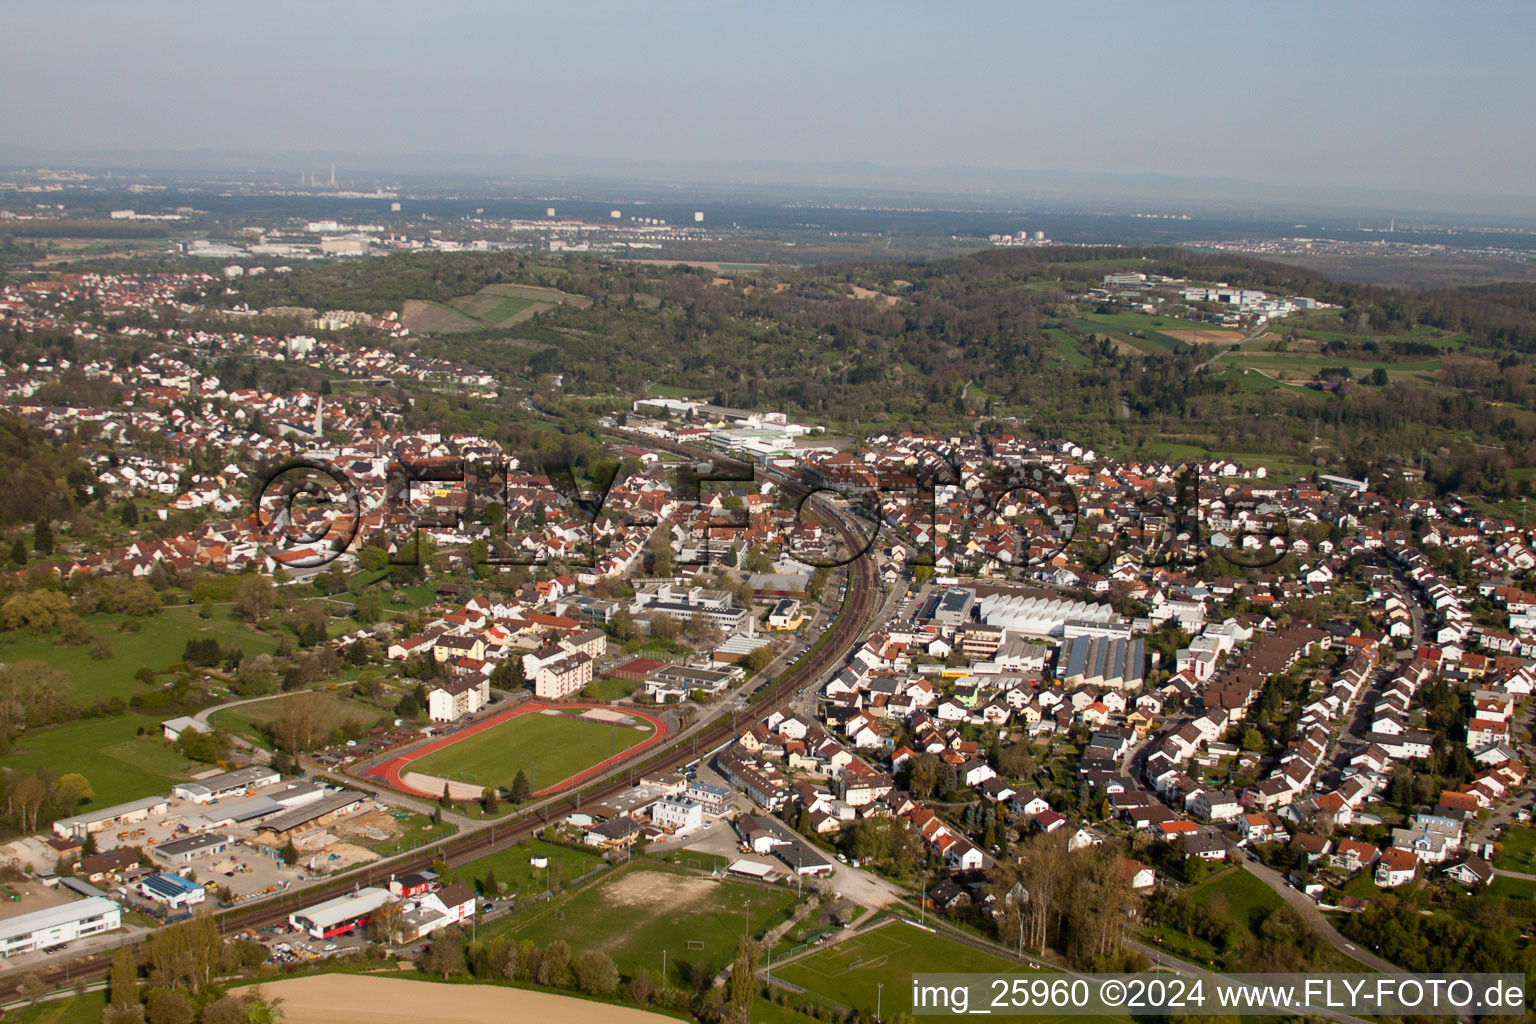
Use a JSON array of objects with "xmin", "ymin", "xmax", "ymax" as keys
[
  {"xmin": 408, "ymin": 708, "xmax": 655, "ymax": 792},
  {"xmin": 774, "ymin": 922, "xmax": 1020, "ymax": 1017},
  {"xmin": 485, "ymin": 863, "xmax": 799, "ymax": 986}
]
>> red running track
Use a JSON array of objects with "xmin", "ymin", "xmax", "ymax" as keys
[{"xmin": 367, "ymin": 700, "xmax": 670, "ymax": 799}]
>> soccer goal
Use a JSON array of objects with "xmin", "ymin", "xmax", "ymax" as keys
[{"xmin": 686, "ymin": 940, "xmax": 706, "ymax": 950}]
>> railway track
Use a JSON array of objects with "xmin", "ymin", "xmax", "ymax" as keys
[{"xmin": 0, "ymin": 442, "xmax": 883, "ymax": 1004}]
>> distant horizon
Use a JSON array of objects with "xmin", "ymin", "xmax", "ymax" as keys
[
  {"xmin": 4, "ymin": 1, "xmax": 1534, "ymax": 215},
  {"xmin": 6, "ymin": 143, "xmax": 1536, "ymax": 225}
]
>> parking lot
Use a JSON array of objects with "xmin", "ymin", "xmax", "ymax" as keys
[
  {"xmin": 254, "ymin": 925, "xmax": 372, "ymax": 965},
  {"xmin": 194, "ymin": 846, "xmax": 295, "ymax": 901}
]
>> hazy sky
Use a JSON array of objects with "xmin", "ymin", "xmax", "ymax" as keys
[{"xmin": 5, "ymin": 0, "xmax": 1534, "ymax": 197}]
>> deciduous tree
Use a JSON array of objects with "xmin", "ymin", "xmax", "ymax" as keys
[{"xmin": 573, "ymin": 949, "xmax": 619, "ymax": 995}]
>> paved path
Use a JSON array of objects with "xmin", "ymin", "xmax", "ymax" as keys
[
  {"xmin": 1125, "ymin": 937, "xmax": 1376, "ymax": 1024},
  {"xmin": 192, "ymin": 691, "xmax": 291, "ymax": 726},
  {"xmin": 765, "ymin": 907, "xmax": 1377, "ymax": 1024},
  {"xmin": 1193, "ymin": 320, "xmax": 1277, "ymax": 373},
  {"xmin": 1237, "ymin": 861, "xmax": 1398, "ymax": 973},
  {"xmin": 190, "ymin": 691, "xmax": 299, "ymax": 763}
]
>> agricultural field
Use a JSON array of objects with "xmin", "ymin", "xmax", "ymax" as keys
[
  {"xmin": 445, "ymin": 836, "xmax": 605, "ymax": 900},
  {"xmin": 1065, "ymin": 318, "xmax": 1193, "ymax": 357},
  {"xmin": 773, "ymin": 921, "xmax": 1029, "ymax": 1019},
  {"xmin": 1063, "ymin": 310, "xmax": 1256, "ymax": 358},
  {"xmin": 1221, "ymin": 345, "xmax": 1441, "ymax": 385},
  {"xmin": 484, "ymin": 863, "xmax": 800, "ymax": 986},
  {"xmin": 408, "ymin": 707, "xmax": 655, "ymax": 793},
  {"xmin": 451, "ymin": 292, "xmax": 534, "ymax": 325},
  {"xmin": 397, "ymin": 299, "xmax": 481, "ymax": 333},
  {"xmin": 0, "ymin": 603, "xmax": 280, "ymax": 703},
  {"xmin": 0, "ymin": 714, "xmax": 193, "ymax": 806},
  {"xmin": 402, "ymin": 282, "xmax": 590, "ymax": 334},
  {"xmin": 1206, "ymin": 314, "xmax": 1479, "ymax": 391}
]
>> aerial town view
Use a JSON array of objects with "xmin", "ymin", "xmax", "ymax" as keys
[{"xmin": 0, "ymin": 3, "xmax": 1534, "ymax": 1023}]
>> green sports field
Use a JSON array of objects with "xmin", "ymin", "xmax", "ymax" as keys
[
  {"xmin": 408, "ymin": 709, "xmax": 654, "ymax": 792},
  {"xmin": 774, "ymin": 921, "xmax": 1025, "ymax": 1018},
  {"xmin": 484, "ymin": 863, "xmax": 799, "ymax": 986}
]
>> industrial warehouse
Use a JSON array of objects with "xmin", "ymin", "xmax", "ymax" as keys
[{"xmin": 0, "ymin": 898, "xmax": 122, "ymax": 959}]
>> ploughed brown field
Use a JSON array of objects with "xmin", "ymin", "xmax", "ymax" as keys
[{"xmin": 259, "ymin": 975, "xmax": 676, "ymax": 1024}]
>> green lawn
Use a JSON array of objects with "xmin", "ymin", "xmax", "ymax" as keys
[
  {"xmin": 4, "ymin": 989, "xmax": 108, "ymax": 1024},
  {"xmin": 210, "ymin": 689, "xmax": 388, "ymax": 748},
  {"xmin": 409, "ymin": 709, "xmax": 654, "ymax": 792},
  {"xmin": 357, "ymin": 809, "xmax": 457, "ymax": 855},
  {"xmin": 581, "ymin": 676, "xmax": 639, "ymax": 701},
  {"xmin": 774, "ymin": 921, "xmax": 1029, "ymax": 1019},
  {"xmin": 477, "ymin": 295, "xmax": 535, "ymax": 323},
  {"xmin": 1339, "ymin": 869, "xmax": 1385, "ymax": 901},
  {"xmin": 1067, "ymin": 319, "xmax": 1191, "ymax": 356},
  {"xmin": 751, "ymin": 998, "xmax": 819, "ymax": 1024},
  {"xmin": 484, "ymin": 863, "xmax": 799, "ymax": 987},
  {"xmin": 1078, "ymin": 310, "xmax": 1221, "ymax": 334},
  {"xmin": 0, "ymin": 714, "xmax": 193, "ymax": 806},
  {"xmin": 1494, "ymin": 825, "xmax": 1536, "ymax": 873},
  {"xmin": 446, "ymin": 837, "xmax": 604, "ymax": 899},
  {"xmin": 1188, "ymin": 867, "xmax": 1285, "ymax": 942},
  {"xmin": 389, "ymin": 582, "xmax": 443, "ymax": 609},
  {"xmin": 0, "ymin": 604, "xmax": 279, "ymax": 702},
  {"xmin": 654, "ymin": 849, "xmax": 732, "ymax": 872},
  {"xmin": 1045, "ymin": 329, "xmax": 1091, "ymax": 367},
  {"xmin": 1487, "ymin": 875, "xmax": 1536, "ymax": 901},
  {"xmin": 1139, "ymin": 919, "xmax": 1221, "ymax": 964}
]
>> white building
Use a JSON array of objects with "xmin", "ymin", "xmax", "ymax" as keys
[
  {"xmin": 527, "ymin": 649, "xmax": 593, "ymax": 700},
  {"xmin": 139, "ymin": 873, "xmax": 206, "ymax": 910},
  {"xmin": 427, "ymin": 676, "xmax": 491, "ymax": 722},
  {"xmin": 651, "ymin": 795, "xmax": 704, "ymax": 832},
  {"xmin": 0, "ymin": 897, "xmax": 121, "ymax": 958},
  {"xmin": 53, "ymin": 795, "xmax": 171, "ymax": 840},
  {"xmin": 978, "ymin": 591, "xmax": 1122, "ymax": 638},
  {"xmin": 171, "ymin": 767, "xmax": 281, "ymax": 804},
  {"xmin": 289, "ymin": 887, "xmax": 395, "ymax": 940}
]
